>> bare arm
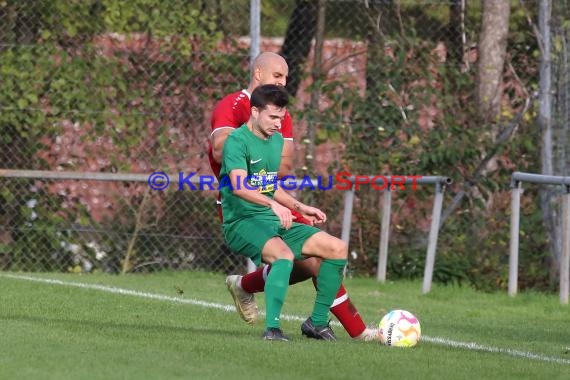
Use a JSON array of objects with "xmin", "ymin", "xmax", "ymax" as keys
[
  {"xmin": 211, "ymin": 128, "xmax": 234, "ymax": 164},
  {"xmin": 229, "ymin": 169, "xmax": 295, "ymax": 229},
  {"xmin": 274, "ymin": 188, "xmax": 327, "ymax": 225},
  {"xmin": 278, "ymin": 139, "xmax": 294, "ymax": 178}
]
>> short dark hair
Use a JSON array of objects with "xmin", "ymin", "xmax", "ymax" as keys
[{"xmin": 250, "ymin": 84, "xmax": 289, "ymax": 110}]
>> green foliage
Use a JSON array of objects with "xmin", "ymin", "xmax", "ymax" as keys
[
  {"xmin": 0, "ymin": 1, "xmax": 557, "ymax": 292},
  {"xmin": 0, "ymin": 1, "xmax": 244, "ymax": 273},
  {"xmin": 2, "ymin": 183, "xmax": 71, "ymax": 272},
  {"xmin": 303, "ymin": 11, "xmax": 549, "ymax": 291},
  {"xmin": 386, "ymin": 246, "xmax": 470, "ymax": 286}
]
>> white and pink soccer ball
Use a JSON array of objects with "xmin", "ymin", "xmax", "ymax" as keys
[{"xmin": 378, "ymin": 309, "xmax": 421, "ymax": 347}]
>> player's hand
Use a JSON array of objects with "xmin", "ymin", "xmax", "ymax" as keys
[
  {"xmin": 299, "ymin": 214, "xmax": 321, "ymax": 226},
  {"xmin": 298, "ymin": 205, "xmax": 327, "ymax": 225},
  {"xmin": 270, "ymin": 201, "xmax": 294, "ymax": 230}
]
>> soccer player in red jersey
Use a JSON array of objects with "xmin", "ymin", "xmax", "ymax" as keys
[{"xmin": 208, "ymin": 52, "xmax": 379, "ymax": 341}]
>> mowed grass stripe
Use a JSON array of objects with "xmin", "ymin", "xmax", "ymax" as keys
[{"xmin": 2, "ymin": 272, "xmax": 569, "ymax": 366}]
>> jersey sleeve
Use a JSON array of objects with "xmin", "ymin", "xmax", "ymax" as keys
[
  {"xmin": 211, "ymin": 100, "xmax": 237, "ymax": 133},
  {"xmin": 221, "ymin": 133, "xmax": 248, "ymax": 173},
  {"xmin": 281, "ymin": 111, "xmax": 293, "ymax": 140},
  {"xmin": 211, "ymin": 94, "xmax": 249, "ymax": 134}
]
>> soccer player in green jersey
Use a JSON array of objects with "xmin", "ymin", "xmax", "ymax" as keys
[
  {"xmin": 219, "ymin": 84, "xmax": 348, "ymax": 341},
  {"xmin": 213, "ymin": 52, "xmax": 379, "ymax": 342}
]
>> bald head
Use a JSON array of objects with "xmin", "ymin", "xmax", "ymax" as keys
[
  {"xmin": 249, "ymin": 52, "xmax": 289, "ymax": 91},
  {"xmin": 252, "ymin": 52, "xmax": 287, "ymax": 72}
]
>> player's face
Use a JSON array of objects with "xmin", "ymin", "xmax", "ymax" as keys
[
  {"xmin": 259, "ymin": 61, "xmax": 288, "ymax": 87},
  {"xmin": 252, "ymin": 104, "xmax": 286, "ymax": 138}
]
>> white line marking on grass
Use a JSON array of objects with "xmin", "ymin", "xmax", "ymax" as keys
[
  {"xmin": 421, "ymin": 336, "xmax": 570, "ymax": 365},
  {"xmin": 3, "ymin": 273, "xmax": 570, "ymax": 366},
  {"xmin": 0, "ymin": 273, "xmax": 302, "ymax": 321},
  {"xmin": 2, "ymin": 273, "xmax": 239, "ymax": 311}
]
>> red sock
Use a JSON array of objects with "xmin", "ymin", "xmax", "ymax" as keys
[
  {"xmin": 240, "ymin": 265, "xmax": 270, "ymax": 293},
  {"xmin": 312, "ymin": 278, "xmax": 366, "ymax": 338}
]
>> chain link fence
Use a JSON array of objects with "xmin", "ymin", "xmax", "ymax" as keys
[
  {"xmin": 0, "ymin": 171, "xmax": 251, "ymax": 273},
  {"xmin": 0, "ymin": 1, "xmax": 545, "ymax": 280},
  {"xmin": 0, "ymin": 171, "xmax": 350, "ymax": 274},
  {"xmin": 0, "ymin": 174, "xmax": 236, "ymax": 274}
]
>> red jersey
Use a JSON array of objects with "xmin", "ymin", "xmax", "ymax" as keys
[
  {"xmin": 209, "ymin": 89, "xmax": 310, "ymax": 225},
  {"xmin": 208, "ymin": 89, "xmax": 293, "ymax": 178}
]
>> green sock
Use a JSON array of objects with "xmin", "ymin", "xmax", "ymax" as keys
[
  {"xmin": 264, "ymin": 259, "xmax": 293, "ymax": 330},
  {"xmin": 311, "ymin": 258, "xmax": 347, "ymax": 326}
]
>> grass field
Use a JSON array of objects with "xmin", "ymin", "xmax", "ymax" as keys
[{"xmin": 1, "ymin": 271, "xmax": 569, "ymax": 380}]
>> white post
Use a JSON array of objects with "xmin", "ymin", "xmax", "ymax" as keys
[
  {"xmin": 341, "ymin": 186, "xmax": 355, "ymax": 277},
  {"xmin": 377, "ymin": 190, "xmax": 392, "ymax": 282},
  {"xmin": 246, "ymin": 0, "xmax": 261, "ymax": 274},
  {"xmin": 560, "ymin": 187, "xmax": 570, "ymax": 304},
  {"xmin": 508, "ymin": 181, "xmax": 522, "ymax": 296},
  {"xmin": 250, "ymin": 0, "xmax": 260, "ymax": 61},
  {"xmin": 341, "ymin": 186, "xmax": 355, "ymax": 244},
  {"xmin": 422, "ymin": 182, "xmax": 445, "ymax": 294}
]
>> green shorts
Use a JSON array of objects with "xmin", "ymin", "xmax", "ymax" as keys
[{"xmin": 223, "ymin": 218, "xmax": 321, "ymax": 266}]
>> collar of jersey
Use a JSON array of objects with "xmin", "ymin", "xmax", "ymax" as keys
[{"xmin": 241, "ymin": 89, "xmax": 251, "ymax": 99}]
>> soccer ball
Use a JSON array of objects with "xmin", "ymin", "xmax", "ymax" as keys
[{"xmin": 378, "ymin": 309, "xmax": 421, "ymax": 347}]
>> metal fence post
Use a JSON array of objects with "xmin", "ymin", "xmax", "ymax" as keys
[
  {"xmin": 250, "ymin": 0, "xmax": 260, "ymax": 61},
  {"xmin": 376, "ymin": 189, "xmax": 392, "ymax": 282},
  {"xmin": 508, "ymin": 180, "xmax": 522, "ymax": 297},
  {"xmin": 422, "ymin": 182, "xmax": 445, "ymax": 294},
  {"xmin": 341, "ymin": 185, "xmax": 355, "ymax": 245},
  {"xmin": 560, "ymin": 186, "xmax": 570, "ymax": 304},
  {"xmin": 245, "ymin": 0, "xmax": 261, "ymax": 274},
  {"xmin": 341, "ymin": 185, "xmax": 355, "ymax": 277}
]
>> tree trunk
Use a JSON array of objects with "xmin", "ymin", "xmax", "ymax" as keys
[
  {"xmin": 280, "ymin": 0, "xmax": 318, "ymax": 97},
  {"xmin": 542, "ymin": 0, "xmax": 570, "ymax": 284},
  {"xmin": 475, "ymin": 0, "xmax": 511, "ymax": 122},
  {"xmin": 447, "ymin": 0, "xmax": 465, "ymax": 65},
  {"xmin": 538, "ymin": 0, "xmax": 557, "ymax": 282},
  {"xmin": 552, "ymin": 0, "xmax": 570, "ymax": 177}
]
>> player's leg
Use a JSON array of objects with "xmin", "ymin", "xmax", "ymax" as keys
[
  {"xmin": 237, "ymin": 257, "xmax": 314, "ymax": 294},
  {"xmin": 225, "ymin": 274, "xmax": 259, "ymax": 325},
  {"xmin": 301, "ymin": 232, "xmax": 347, "ymax": 340},
  {"xmin": 238, "ymin": 239, "xmax": 377, "ymax": 340},
  {"xmin": 239, "ymin": 208, "xmax": 313, "ymax": 293},
  {"xmin": 284, "ymin": 226, "xmax": 347, "ymax": 340},
  {"xmin": 224, "ymin": 219, "xmax": 293, "ymax": 341},
  {"xmin": 259, "ymin": 236, "xmax": 295, "ymax": 341},
  {"xmin": 291, "ymin": 258, "xmax": 376, "ymax": 340},
  {"xmin": 221, "ymin": 200, "xmax": 259, "ymax": 325},
  {"xmin": 225, "ymin": 258, "xmax": 314, "ymax": 324}
]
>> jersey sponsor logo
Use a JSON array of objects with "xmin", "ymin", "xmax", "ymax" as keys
[
  {"xmin": 249, "ymin": 169, "xmax": 278, "ymax": 194},
  {"xmin": 258, "ymin": 184, "xmax": 275, "ymax": 193},
  {"xmin": 250, "ymin": 158, "xmax": 262, "ymax": 164}
]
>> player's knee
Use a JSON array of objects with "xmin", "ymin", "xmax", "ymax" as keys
[
  {"xmin": 330, "ymin": 238, "xmax": 348, "ymax": 260},
  {"xmin": 272, "ymin": 243, "xmax": 295, "ymax": 262},
  {"xmin": 262, "ymin": 237, "xmax": 295, "ymax": 263},
  {"xmin": 298, "ymin": 257, "xmax": 321, "ymax": 276},
  {"xmin": 277, "ymin": 250, "xmax": 295, "ymax": 261}
]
